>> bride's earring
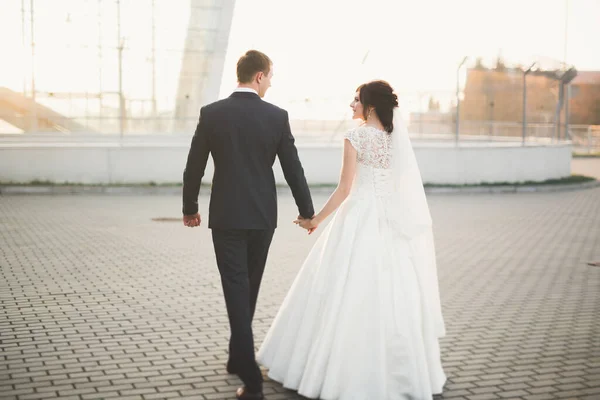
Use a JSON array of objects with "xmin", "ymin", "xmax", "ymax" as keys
[{"xmin": 367, "ymin": 108, "xmax": 372, "ymax": 120}]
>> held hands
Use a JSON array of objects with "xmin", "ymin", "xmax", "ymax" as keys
[
  {"xmin": 294, "ymin": 215, "xmax": 320, "ymax": 235},
  {"xmin": 183, "ymin": 213, "xmax": 201, "ymax": 227}
]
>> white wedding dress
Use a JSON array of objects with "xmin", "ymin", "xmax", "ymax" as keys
[{"xmin": 257, "ymin": 124, "xmax": 447, "ymax": 400}]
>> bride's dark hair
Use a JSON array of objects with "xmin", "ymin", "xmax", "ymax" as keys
[{"xmin": 357, "ymin": 80, "xmax": 399, "ymax": 134}]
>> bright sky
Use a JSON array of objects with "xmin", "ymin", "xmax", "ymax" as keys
[
  {"xmin": 221, "ymin": 0, "xmax": 600, "ymax": 116},
  {"xmin": 0, "ymin": 0, "xmax": 599, "ymax": 120}
]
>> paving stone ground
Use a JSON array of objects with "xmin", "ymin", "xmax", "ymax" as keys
[{"xmin": 1, "ymin": 187, "xmax": 599, "ymax": 400}]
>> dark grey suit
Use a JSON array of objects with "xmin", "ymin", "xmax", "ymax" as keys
[{"xmin": 182, "ymin": 91, "xmax": 314, "ymax": 391}]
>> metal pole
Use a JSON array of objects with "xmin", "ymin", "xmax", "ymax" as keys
[
  {"xmin": 522, "ymin": 63, "xmax": 536, "ymax": 145},
  {"xmin": 98, "ymin": 0, "xmax": 103, "ymax": 132},
  {"xmin": 151, "ymin": 0, "xmax": 157, "ymax": 131},
  {"xmin": 563, "ymin": 0, "xmax": 570, "ymax": 142},
  {"xmin": 564, "ymin": 84, "xmax": 570, "ymax": 140},
  {"xmin": 455, "ymin": 56, "xmax": 468, "ymax": 144},
  {"xmin": 564, "ymin": 0, "xmax": 569, "ymax": 64},
  {"xmin": 455, "ymin": 69, "xmax": 459, "ymax": 141},
  {"xmin": 489, "ymin": 100, "xmax": 494, "ymax": 137},
  {"xmin": 555, "ymin": 83, "xmax": 564, "ymax": 141},
  {"xmin": 29, "ymin": 0, "xmax": 37, "ymax": 132},
  {"xmin": 522, "ymin": 73, "xmax": 526, "ymax": 144},
  {"xmin": 117, "ymin": 0, "xmax": 124, "ymax": 137},
  {"xmin": 418, "ymin": 93, "xmax": 423, "ymax": 135},
  {"xmin": 21, "ymin": 0, "xmax": 26, "ymax": 96}
]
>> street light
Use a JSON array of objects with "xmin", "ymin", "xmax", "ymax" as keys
[
  {"xmin": 522, "ymin": 62, "xmax": 536, "ymax": 145},
  {"xmin": 455, "ymin": 56, "xmax": 468, "ymax": 143},
  {"xmin": 555, "ymin": 67, "xmax": 577, "ymax": 140}
]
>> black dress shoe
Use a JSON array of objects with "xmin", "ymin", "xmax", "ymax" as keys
[{"xmin": 236, "ymin": 387, "xmax": 264, "ymax": 400}]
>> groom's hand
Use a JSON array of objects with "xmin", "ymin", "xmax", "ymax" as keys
[
  {"xmin": 294, "ymin": 214, "xmax": 318, "ymax": 235},
  {"xmin": 183, "ymin": 213, "xmax": 201, "ymax": 227}
]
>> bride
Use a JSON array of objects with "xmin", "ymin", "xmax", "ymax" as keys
[{"xmin": 256, "ymin": 80, "xmax": 447, "ymax": 399}]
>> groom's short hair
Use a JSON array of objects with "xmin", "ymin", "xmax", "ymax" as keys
[{"xmin": 237, "ymin": 50, "xmax": 272, "ymax": 84}]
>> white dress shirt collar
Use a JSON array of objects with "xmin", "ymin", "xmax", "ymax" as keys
[{"xmin": 234, "ymin": 87, "xmax": 259, "ymax": 95}]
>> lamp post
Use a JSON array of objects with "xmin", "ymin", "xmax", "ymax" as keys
[
  {"xmin": 117, "ymin": 0, "xmax": 125, "ymax": 138},
  {"xmin": 455, "ymin": 56, "xmax": 468, "ymax": 144},
  {"xmin": 29, "ymin": 0, "xmax": 38, "ymax": 132},
  {"xmin": 558, "ymin": 67, "xmax": 577, "ymax": 140},
  {"xmin": 522, "ymin": 62, "xmax": 536, "ymax": 145}
]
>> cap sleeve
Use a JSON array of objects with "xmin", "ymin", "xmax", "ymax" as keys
[{"xmin": 344, "ymin": 128, "xmax": 360, "ymax": 150}]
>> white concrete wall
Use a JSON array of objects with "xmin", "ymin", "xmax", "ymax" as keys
[
  {"xmin": 0, "ymin": 136, "xmax": 572, "ymax": 185},
  {"xmin": 414, "ymin": 143, "xmax": 572, "ymax": 184}
]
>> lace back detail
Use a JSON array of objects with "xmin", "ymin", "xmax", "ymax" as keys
[{"xmin": 344, "ymin": 126, "xmax": 393, "ymax": 169}]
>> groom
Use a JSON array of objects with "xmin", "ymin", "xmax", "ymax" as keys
[{"xmin": 182, "ymin": 50, "xmax": 314, "ymax": 399}]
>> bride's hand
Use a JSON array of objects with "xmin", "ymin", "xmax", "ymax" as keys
[{"xmin": 294, "ymin": 216, "xmax": 320, "ymax": 235}]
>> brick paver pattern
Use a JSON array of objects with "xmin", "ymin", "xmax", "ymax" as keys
[{"xmin": 1, "ymin": 188, "xmax": 599, "ymax": 400}]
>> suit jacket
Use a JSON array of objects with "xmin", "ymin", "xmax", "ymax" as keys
[{"xmin": 182, "ymin": 91, "xmax": 314, "ymax": 230}]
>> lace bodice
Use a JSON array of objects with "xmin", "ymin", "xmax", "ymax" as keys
[
  {"xmin": 344, "ymin": 126, "xmax": 394, "ymax": 196},
  {"xmin": 344, "ymin": 126, "xmax": 393, "ymax": 169}
]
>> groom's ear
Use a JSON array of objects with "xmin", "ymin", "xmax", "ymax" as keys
[{"xmin": 255, "ymin": 71, "xmax": 263, "ymax": 83}]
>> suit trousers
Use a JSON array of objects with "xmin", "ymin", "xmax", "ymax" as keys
[{"xmin": 211, "ymin": 228, "xmax": 275, "ymax": 392}]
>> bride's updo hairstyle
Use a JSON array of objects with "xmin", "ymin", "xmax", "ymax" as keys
[{"xmin": 357, "ymin": 80, "xmax": 399, "ymax": 134}]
